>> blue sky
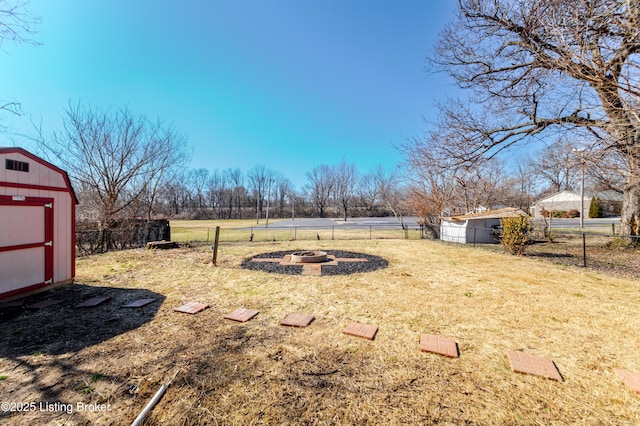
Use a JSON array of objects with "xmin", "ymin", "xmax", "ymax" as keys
[{"xmin": 1, "ymin": 0, "xmax": 459, "ymax": 189}]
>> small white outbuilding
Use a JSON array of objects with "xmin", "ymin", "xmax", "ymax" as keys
[
  {"xmin": 440, "ymin": 208, "xmax": 528, "ymax": 244},
  {"xmin": 0, "ymin": 147, "xmax": 78, "ymax": 300}
]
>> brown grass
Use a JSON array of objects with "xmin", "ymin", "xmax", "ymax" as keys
[{"xmin": 1, "ymin": 239, "xmax": 640, "ymax": 425}]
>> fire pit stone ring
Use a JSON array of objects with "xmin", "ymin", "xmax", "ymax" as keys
[{"xmin": 290, "ymin": 250, "xmax": 328, "ymax": 263}]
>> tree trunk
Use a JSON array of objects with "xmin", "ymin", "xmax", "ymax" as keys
[{"xmin": 621, "ymin": 154, "xmax": 640, "ymax": 240}]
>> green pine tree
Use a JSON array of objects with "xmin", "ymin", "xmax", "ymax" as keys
[{"xmin": 589, "ymin": 197, "xmax": 603, "ymax": 218}]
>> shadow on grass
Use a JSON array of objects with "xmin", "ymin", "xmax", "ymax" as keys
[{"xmin": 0, "ymin": 283, "xmax": 165, "ymax": 357}]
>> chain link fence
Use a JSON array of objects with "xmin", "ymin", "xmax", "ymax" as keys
[
  {"xmin": 171, "ymin": 224, "xmax": 425, "ymax": 244},
  {"xmin": 76, "ymin": 220, "xmax": 171, "ymax": 256}
]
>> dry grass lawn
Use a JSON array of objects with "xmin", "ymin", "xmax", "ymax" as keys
[{"xmin": 1, "ymin": 239, "xmax": 640, "ymax": 425}]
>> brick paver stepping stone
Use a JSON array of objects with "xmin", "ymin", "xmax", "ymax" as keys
[
  {"xmin": 76, "ymin": 296, "xmax": 111, "ymax": 308},
  {"xmin": 419, "ymin": 334, "xmax": 459, "ymax": 358},
  {"xmin": 343, "ymin": 321, "xmax": 378, "ymax": 340},
  {"xmin": 122, "ymin": 298, "xmax": 157, "ymax": 308},
  {"xmin": 280, "ymin": 313, "xmax": 315, "ymax": 327},
  {"xmin": 615, "ymin": 369, "xmax": 640, "ymax": 393},
  {"xmin": 507, "ymin": 351, "xmax": 563, "ymax": 381},
  {"xmin": 224, "ymin": 307, "xmax": 259, "ymax": 322},
  {"xmin": 26, "ymin": 300, "xmax": 63, "ymax": 309},
  {"xmin": 302, "ymin": 264, "xmax": 323, "ymax": 276},
  {"xmin": 174, "ymin": 302, "xmax": 209, "ymax": 314}
]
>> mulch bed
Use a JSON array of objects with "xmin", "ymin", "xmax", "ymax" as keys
[{"xmin": 240, "ymin": 250, "xmax": 388, "ymax": 275}]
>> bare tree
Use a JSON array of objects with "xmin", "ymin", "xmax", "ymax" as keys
[
  {"xmin": 504, "ymin": 158, "xmax": 540, "ymax": 210},
  {"xmin": 272, "ymin": 174, "xmax": 293, "ymax": 218},
  {"xmin": 532, "ymin": 138, "xmax": 580, "ymax": 193},
  {"xmin": 38, "ymin": 103, "xmax": 189, "ymax": 248},
  {"xmin": 247, "ymin": 165, "xmax": 276, "ymax": 223},
  {"xmin": 1, "ymin": 0, "xmax": 39, "ymax": 119},
  {"xmin": 370, "ymin": 165, "xmax": 408, "ymax": 225},
  {"xmin": 206, "ymin": 169, "xmax": 227, "ymax": 218},
  {"xmin": 188, "ymin": 168, "xmax": 209, "ymax": 211},
  {"xmin": 430, "ymin": 0, "xmax": 640, "ymax": 237},
  {"xmin": 306, "ymin": 164, "xmax": 335, "ymax": 218},
  {"xmin": 587, "ymin": 145, "xmax": 627, "ymax": 193},
  {"xmin": 401, "ymin": 138, "xmax": 458, "ymax": 237},
  {"xmin": 357, "ymin": 170, "xmax": 381, "ymax": 216},
  {"xmin": 333, "ymin": 159, "xmax": 358, "ymax": 221},
  {"xmin": 226, "ymin": 168, "xmax": 245, "ymax": 219}
]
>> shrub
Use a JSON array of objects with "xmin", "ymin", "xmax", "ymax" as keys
[
  {"xmin": 589, "ymin": 197, "xmax": 603, "ymax": 218},
  {"xmin": 500, "ymin": 216, "xmax": 532, "ymax": 256},
  {"xmin": 563, "ymin": 209, "xmax": 580, "ymax": 218},
  {"xmin": 541, "ymin": 209, "xmax": 565, "ymax": 218}
]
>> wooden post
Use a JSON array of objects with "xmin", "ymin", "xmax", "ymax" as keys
[{"xmin": 212, "ymin": 226, "xmax": 220, "ymax": 266}]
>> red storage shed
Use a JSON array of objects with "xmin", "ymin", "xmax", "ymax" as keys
[{"xmin": 0, "ymin": 147, "xmax": 78, "ymax": 300}]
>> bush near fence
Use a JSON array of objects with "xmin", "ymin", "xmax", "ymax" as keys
[{"xmin": 76, "ymin": 219, "xmax": 170, "ymax": 255}]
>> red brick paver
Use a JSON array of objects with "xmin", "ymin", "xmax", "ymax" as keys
[
  {"xmin": 224, "ymin": 307, "xmax": 259, "ymax": 322},
  {"xmin": 419, "ymin": 334, "xmax": 459, "ymax": 358},
  {"xmin": 343, "ymin": 322, "xmax": 378, "ymax": 340},
  {"xmin": 302, "ymin": 264, "xmax": 322, "ymax": 276},
  {"xmin": 280, "ymin": 313, "xmax": 315, "ymax": 327},
  {"xmin": 174, "ymin": 302, "xmax": 209, "ymax": 314},
  {"xmin": 507, "ymin": 351, "xmax": 563, "ymax": 381},
  {"xmin": 615, "ymin": 369, "xmax": 640, "ymax": 393}
]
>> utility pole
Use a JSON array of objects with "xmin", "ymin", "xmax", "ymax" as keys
[
  {"xmin": 265, "ymin": 177, "xmax": 273, "ymax": 228},
  {"xmin": 572, "ymin": 148, "xmax": 586, "ymax": 230}
]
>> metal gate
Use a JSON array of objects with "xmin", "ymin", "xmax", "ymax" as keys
[{"xmin": 0, "ymin": 195, "xmax": 54, "ymax": 299}]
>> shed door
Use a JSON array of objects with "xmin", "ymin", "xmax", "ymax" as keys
[{"xmin": 0, "ymin": 196, "xmax": 54, "ymax": 298}]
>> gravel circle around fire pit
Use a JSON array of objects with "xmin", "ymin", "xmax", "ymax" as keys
[{"xmin": 240, "ymin": 250, "xmax": 388, "ymax": 276}]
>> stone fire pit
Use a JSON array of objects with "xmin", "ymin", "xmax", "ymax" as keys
[
  {"xmin": 241, "ymin": 250, "xmax": 388, "ymax": 276},
  {"xmin": 290, "ymin": 250, "xmax": 328, "ymax": 263}
]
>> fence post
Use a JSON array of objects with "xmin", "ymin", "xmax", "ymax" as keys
[
  {"xmin": 332, "ymin": 226, "xmax": 334, "ymax": 240},
  {"xmin": 370, "ymin": 225, "xmax": 372, "ymax": 240},
  {"xmin": 473, "ymin": 228, "xmax": 477, "ymax": 247},
  {"xmin": 212, "ymin": 226, "xmax": 220, "ymax": 266},
  {"xmin": 612, "ymin": 223, "xmax": 616, "ymax": 237},
  {"xmin": 294, "ymin": 227, "xmax": 297, "ymax": 241},
  {"xmin": 206, "ymin": 227, "xmax": 210, "ymax": 242}
]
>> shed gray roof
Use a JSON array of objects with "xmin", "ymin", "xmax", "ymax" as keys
[{"xmin": 443, "ymin": 208, "xmax": 528, "ymax": 222}]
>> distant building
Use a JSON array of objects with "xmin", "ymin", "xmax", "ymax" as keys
[
  {"xmin": 440, "ymin": 208, "xmax": 528, "ymax": 244},
  {"xmin": 530, "ymin": 190, "xmax": 622, "ymax": 218}
]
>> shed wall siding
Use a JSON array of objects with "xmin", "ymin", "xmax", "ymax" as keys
[
  {"xmin": 0, "ymin": 186, "xmax": 73, "ymax": 283},
  {"xmin": 0, "ymin": 149, "xmax": 76, "ymax": 297}
]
